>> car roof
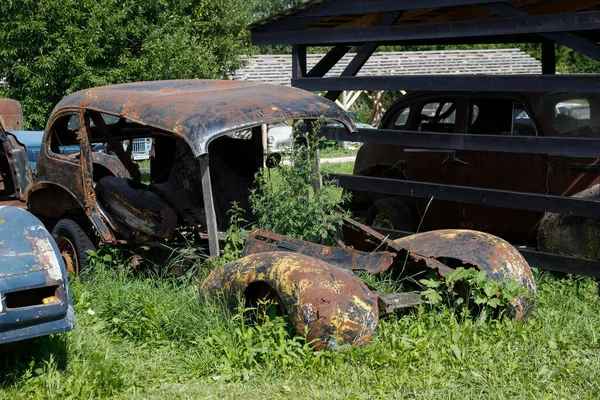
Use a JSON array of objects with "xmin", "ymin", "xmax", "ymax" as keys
[
  {"xmin": 51, "ymin": 79, "xmax": 355, "ymax": 156},
  {"xmin": 8, "ymin": 130, "xmax": 44, "ymax": 147}
]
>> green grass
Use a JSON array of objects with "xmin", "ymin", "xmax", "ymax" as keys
[
  {"xmin": 2, "ymin": 266, "xmax": 599, "ymax": 399},
  {"xmin": 319, "ymin": 147, "xmax": 358, "ymax": 159}
]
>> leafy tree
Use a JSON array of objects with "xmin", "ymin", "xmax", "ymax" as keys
[{"xmin": 0, "ymin": 0, "xmax": 253, "ymax": 129}]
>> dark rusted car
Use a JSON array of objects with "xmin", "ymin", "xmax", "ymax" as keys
[
  {"xmin": 353, "ymin": 91, "xmax": 600, "ymax": 260},
  {"xmin": 20, "ymin": 80, "xmax": 536, "ymax": 348},
  {"xmin": 24, "ymin": 80, "xmax": 355, "ymax": 274}
]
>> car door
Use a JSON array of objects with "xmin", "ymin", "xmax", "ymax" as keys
[
  {"xmin": 35, "ymin": 110, "xmax": 89, "ymax": 203},
  {"xmin": 385, "ymin": 95, "xmax": 468, "ymax": 231},
  {"xmin": 455, "ymin": 95, "xmax": 546, "ymax": 242}
]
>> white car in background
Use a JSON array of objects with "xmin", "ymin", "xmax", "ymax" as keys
[
  {"xmin": 267, "ymin": 111, "xmax": 374, "ymax": 155},
  {"xmin": 123, "ymin": 138, "xmax": 152, "ymax": 160}
]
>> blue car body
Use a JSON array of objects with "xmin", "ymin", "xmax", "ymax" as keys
[
  {"xmin": 0, "ymin": 206, "xmax": 74, "ymax": 345},
  {"xmin": 9, "ymin": 130, "xmax": 81, "ymax": 170},
  {"xmin": 7, "ymin": 130, "xmax": 44, "ymax": 170}
]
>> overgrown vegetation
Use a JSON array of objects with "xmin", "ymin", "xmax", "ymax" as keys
[
  {"xmin": 1, "ymin": 264, "xmax": 599, "ymax": 398},
  {"xmin": 250, "ymin": 122, "xmax": 349, "ymax": 243},
  {"xmin": 420, "ymin": 267, "xmax": 531, "ymax": 320}
]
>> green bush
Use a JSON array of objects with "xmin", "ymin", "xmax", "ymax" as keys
[
  {"xmin": 420, "ymin": 267, "xmax": 532, "ymax": 320},
  {"xmin": 249, "ymin": 120, "xmax": 349, "ymax": 243}
]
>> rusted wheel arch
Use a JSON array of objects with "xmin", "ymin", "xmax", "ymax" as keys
[
  {"xmin": 394, "ymin": 229, "xmax": 536, "ymax": 321},
  {"xmin": 203, "ymin": 251, "xmax": 379, "ymax": 350}
]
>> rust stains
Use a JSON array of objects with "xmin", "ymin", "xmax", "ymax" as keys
[
  {"xmin": 203, "ymin": 251, "xmax": 379, "ymax": 350},
  {"xmin": 51, "ymin": 80, "xmax": 356, "ymax": 156},
  {"xmin": 243, "ymin": 229, "xmax": 395, "ymax": 273}
]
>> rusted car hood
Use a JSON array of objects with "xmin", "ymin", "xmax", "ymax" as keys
[{"xmin": 51, "ymin": 80, "xmax": 356, "ymax": 156}]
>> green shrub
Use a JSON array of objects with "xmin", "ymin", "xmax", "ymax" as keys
[
  {"xmin": 249, "ymin": 120, "xmax": 349, "ymax": 243},
  {"xmin": 420, "ymin": 267, "xmax": 532, "ymax": 320}
]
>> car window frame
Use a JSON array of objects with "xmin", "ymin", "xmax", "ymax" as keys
[
  {"xmin": 45, "ymin": 110, "xmax": 84, "ymax": 164},
  {"xmin": 466, "ymin": 94, "xmax": 538, "ymax": 137}
]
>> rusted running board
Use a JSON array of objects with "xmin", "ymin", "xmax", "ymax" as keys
[{"xmin": 377, "ymin": 291, "xmax": 424, "ymax": 315}]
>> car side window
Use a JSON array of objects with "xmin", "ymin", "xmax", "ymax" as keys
[
  {"xmin": 48, "ymin": 114, "xmax": 82, "ymax": 161},
  {"xmin": 550, "ymin": 97, "xmax": 599, "ymax": 137},
  {"xmin": 469, "ymin": 98, "xmax": 536, "ymax": 136},
  {"xmin": 512, "ymin": 102, "xmax": 537, "ymax": 136},
  {"xmin": 393, "ymin": 107, "xmax": 411, "ymax": 129},
  {"xmin": 418, "ymin": 101, "xmax": 457, "ymax": 133}
]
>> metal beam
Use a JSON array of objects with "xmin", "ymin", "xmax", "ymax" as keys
[
  {"xmin": 254, "ymin": 16, "xmax": 330, "ymax": 33},
  {"xmin": 481, "ymin": 3, "xmax": 600, "ymax": 62},
  {"xmin": 278, "ymin": 0, "xmax": 510, "ymax": 20},
  {"xmin": 291, "ymin": 45, "xmax": 307, "ymax": 79},
  {"xmin": 542, "ymin": 42, "xmax": 556, "ymax": 74},
  {"xmin": 292, "ymin": 74, "xmax": 600, "ymax": 93},
  {"xmin": 518, "ymin": 248, "xmax": 600, "ymax": 278},
  {"xmin": 327, "ymin": 174, "xmax": 600, "ymax": 218},
  {"xmin": 252, "ymin": 10, "xmax": 600, "ymax": 45},
  {"xmin": 323, "ymin": 11, "xmax": 404, "ymax": 101},
  {"xmin": 307, "ymin": 46, "xmax": 351, "ymax": 77},
  {"xmin": 199, "ymin": 154, "xmax": 220, "ymax": 257},
  {"xmin": 320, "ymin": 128, "xmax": 600, "ymax": 158}
]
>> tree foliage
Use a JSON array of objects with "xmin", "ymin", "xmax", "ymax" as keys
[{"xmin": 0, "ymin": 0, "xmax": 253, "ymax": 129}]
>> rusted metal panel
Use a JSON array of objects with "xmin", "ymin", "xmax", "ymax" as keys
[
  {"xmin": 91, "ymin": 152, "xmax": 130, "ymax": 178},
  {"xmin": 203, "ymin": 251, "xmax": 378, "ymax": 350},
  {"xmin": 0, "ymin": 206, "xmax": 74, "ymax": 344},
  {"xmin": 393, "ymin": 229, "xmax": 536, "ymax": 320},
  {"xmin": 95, "ymin": 176, "xmax": 177, "ymax": 240},
  {"xmin": 243, "ymin": 228, "xmax": 395, "ymax": 273},
  {"xmin": 51, "ymin": 80, "xmax": 356, "ymax": 156},
  {"xmin": 0, "ymin": 99, "xmax": 24, "ymax": 131}
]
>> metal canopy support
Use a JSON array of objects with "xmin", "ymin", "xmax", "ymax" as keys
[
  {"xmin": 199, "ymin": 154, "xmax": 220, "ymax": 257},
  {"xmin": 322, "ymin": 128, "xmax": 600, "ymax": 158},
  {"xmin": 292, "ymin": 45, "xmax": 307, "ymax": 79},
  {"xmin": 307, "ymin": 46, "xmax": 351, "ymax": 77},
  {"xmin": 542, "ymin": 42, "xmax": 556, "ymax": 75},
  {"xmin": 328, "ymin": 174, "xmax": 600, "ymax": 218},
  {"xmin": 481, "ymin": 3, "xmax": 600, "ymax": 62},
  {"xmin": 324, "ymin": 11, "xmax": 404, "ymax": 101},
  {"xmin": 252, "ymin": 10, "xmax": 600, "ymax": 46},
  {"xmin": 293, "ymin": 74, "xmax": 600, "ymax": 93},
  {"xmin": 278, "ymin": 0, "xmax": 507, "ymax": 19}
]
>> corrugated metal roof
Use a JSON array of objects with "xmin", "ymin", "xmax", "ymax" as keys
[{"xmin": 235, "ymin": 49, "xmax": 541, "ymax": 86}]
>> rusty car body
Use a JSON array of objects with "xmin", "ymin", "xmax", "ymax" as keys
[
  {"xmin": 352, "ymin": 91, "xmax": 600, "ymax": 260},
  {"xmin": 0, "ymin": 206, "xmax": 74, "ymax": 345},
  {"xmin": 22, "ymin": 80, "xmax": 354, "ymax": 273},
  {"xmin": 204, "ymin": 216, "xmax": 536, "ymax": 349},
  {"xmin": 0, "ymin": 99, "xmax": 130, "ymax": 214}
]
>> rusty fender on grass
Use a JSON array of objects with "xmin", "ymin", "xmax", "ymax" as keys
[
  {"xmin": 203, "ymin": 252, "xmax": 379, "ymax": 350},
  {"xmin": 393, "ymin": 230, "xmax": 536, "ymax": 321}
]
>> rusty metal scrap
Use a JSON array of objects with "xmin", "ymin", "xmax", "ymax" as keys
[
  {"xmin": 243, "ymin": 229, "xmax": 395, "ymax": 273},
  {"xmin": 203, "ymin": 251, "xmax": 379, "ymax": 350},
  {"xmin": 0, "ymin": 99, "xmax": 24, "ymax": 131}
]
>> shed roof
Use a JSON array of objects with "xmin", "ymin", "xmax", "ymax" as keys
[
  {"xmin": 235, "ymin": 49, "xmax": 541, "ymax": 86},
  {"xmin": 250, "ymin": 0, "xmax": 600, "ymax": 46}
]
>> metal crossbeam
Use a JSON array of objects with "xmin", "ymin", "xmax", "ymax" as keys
[
  {"xmin": 292, "ymin": 74, "xmax": 600, "ymax": 93},
  {"xmin": 320, "ymin": 128, "xmax": 600, "ymax": 158},
  {"xmin": 252, "ymin": 10, "xmax": 600, "ymax": 45},
  {"xmin": 327, "ymin": 174, "xmax": 600, "ymax": 218}
]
